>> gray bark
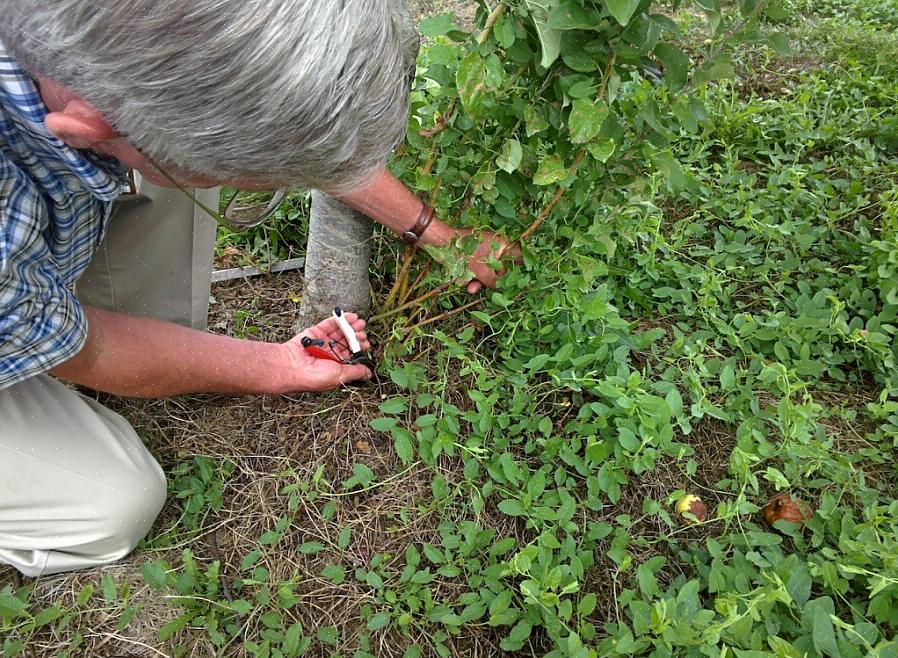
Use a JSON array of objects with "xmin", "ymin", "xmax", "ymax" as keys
[
  {"xmin": 297, "ymin": 192, "xmax": 374, "ymax": 327},
  {"xmin": 296, "ymin": 0, "xmax": 420, "ymax": 329}
]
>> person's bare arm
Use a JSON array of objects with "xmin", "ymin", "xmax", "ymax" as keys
[
  {"xmin": 336, "ymin": 169, "xmax": 519, "ymax": 292},
  {"xmin": 50, "ymin": 306, "xmax": 370, "ymax": 397}
]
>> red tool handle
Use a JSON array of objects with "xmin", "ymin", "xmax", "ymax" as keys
[{"xmin": 304, "ymin": 344, "xmax": 344, "ymax": 363}]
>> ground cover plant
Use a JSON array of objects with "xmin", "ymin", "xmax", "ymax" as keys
[{"xmin": 2, "ymin": 0, "xmax": 897, "ymax": 657}]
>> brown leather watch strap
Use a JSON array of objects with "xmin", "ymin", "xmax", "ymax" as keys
[{"xmin": 401, "ymin": 200, "xmax": 435, "ymax": 245}]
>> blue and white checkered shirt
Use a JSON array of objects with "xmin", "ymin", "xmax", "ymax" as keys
[{"xmin": 0, "ymin": 42, "xmax": 128, "ymax": 389}]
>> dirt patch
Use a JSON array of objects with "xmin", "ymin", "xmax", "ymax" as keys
[{"xmin": 409, "ymin": 0, "xmax": 478, "ymax": 29}]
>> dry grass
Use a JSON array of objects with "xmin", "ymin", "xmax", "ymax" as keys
[{"xmin": 410, "ymin": 0, "xmax": 478, "ymax": 29}]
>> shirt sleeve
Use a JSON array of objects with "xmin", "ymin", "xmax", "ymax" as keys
[{"xmin": 0, "ymin": 154, "xmax": 88, "ymax": 389}]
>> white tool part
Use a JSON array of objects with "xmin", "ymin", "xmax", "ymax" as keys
[{"xmin": 332, "ymin": 307, "xmax": 362, "ymax": 354}]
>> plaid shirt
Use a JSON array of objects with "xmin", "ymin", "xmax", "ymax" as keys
[{"xmin": 0, "ymin": 42, "xmax": 128, "ymax": 389}]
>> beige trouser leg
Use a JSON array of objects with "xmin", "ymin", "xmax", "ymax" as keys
[
  {"xmin": 0, "ymin": 179, "xmax": 217, "ymax": 577},
  {"xmin": 76, "ymin": 175, "xmax": 219, "ymax": 329},
  {"xmin": 0, "ymin": 375, "xmax": 167, "ymax": 577}
]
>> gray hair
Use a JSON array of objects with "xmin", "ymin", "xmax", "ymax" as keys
[{"xmin": 1, "ymin": 0, "xmax": 418, "ymax": 193}]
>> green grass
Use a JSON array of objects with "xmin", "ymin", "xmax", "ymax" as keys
[{"xmin": 3, "ymin": 1, "xmax": 898, "ymax": 657}]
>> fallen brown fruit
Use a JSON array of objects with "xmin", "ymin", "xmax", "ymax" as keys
[
  {"xmin": 762, "ymin": 492, "xmax": 812, "ymax": 528},
  {"xmin": 676, "ymin": 494, "xmax": 709, "ymax": 522}
]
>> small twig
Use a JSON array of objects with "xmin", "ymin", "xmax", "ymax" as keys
[
  {"xmin": 405, "ymin": 304, "xmax": 426, "ymax": 329},
  {"xmin": 397, "ymin": 261, "xmax": 413, "ymax": 305},
  {"xmin": 405, "ymin": 262, "xmax": 432, "ymax": 303},
  {"xmin": 370, "ymin": 281, "xmax": 454, "ymax": 322},
  {"xmin": 420, "ymin": 153, "xmax": 437, "ymax": 176},
  {"xmin": 206, "ymin": 531, "xmax": 234, "ymax": 601},
  {"xmin": 599, "ymin": 52, "xmax": 617, "ymax": 99},
  {"xmin": 497, "ymin": 149, "xmax": 587, "ymax": 259},
  {"xmin": 402, "ymin": 298, "xmax": 483, "ymax": 334},
  {"xmin": 398, "ymin": 304, "xmax": 428, "ymax": 346},
  {"xmin": 477, "ymin": 2, "xmax": 506, "ymax": 45},
  {"xmin": 383, "ymin": 244, "xmax": 418, "ymax": 311},
  {"xmin": 86, "ymin": 633, "xmax": 169, "ymax": 658}
]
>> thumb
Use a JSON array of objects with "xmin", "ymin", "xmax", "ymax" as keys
[{"xmin": 467, "ymin": 280, "xmax": 483, "ymax": 294}]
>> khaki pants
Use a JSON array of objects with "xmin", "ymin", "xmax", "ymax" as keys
[{"xmin": 0, "ymin": 179, "xmax": 218, "ymax": 577}]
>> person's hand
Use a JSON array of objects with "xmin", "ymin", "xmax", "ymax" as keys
[
  {"xmin": 463, "ymin": 230, "xmax": 522, "ymax": 294},
  {"xmin": 281, "ymin": 313, "xmax": 372, "ymax": 391}
]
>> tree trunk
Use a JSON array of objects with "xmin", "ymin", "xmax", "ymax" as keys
[
  {"xmin": 296, "ymin": 0, "xmax": 420, "ymax": 329},
  {"xmin": 296, "ymin": 192, "xmax": 374, "ymax": 327}
]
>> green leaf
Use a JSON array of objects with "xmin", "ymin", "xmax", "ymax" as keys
[
  {"xmin": 578, "ymin": 592, "xmax": 597, "ymax": 616},
  {"xmin": 768, "ymin": 636, "xmax": 803, "ymax": 658},
  {"xmin": 525, "ymin": 105, "xmax": 549, "ymax": 136},
  {"xmin": 605, "ymin": 0, "xmax": 641, "ymax": 26},
  {"xmin": 321, "ymin": 565, "xmax": 346, "ymax": 584},
  {"xmin": 460, "ymin": 601, "xmax": 488, "ymax": 622},
  {"xmin": 812, "ymin": 604, "xmax": 841, "ymax": 658},
  {"xmin": 342, "ymin": 463, "xmax": 375, "ymax": 490},
  {"xmin": 502, "ymin": 617, "xmax": 533, "ymax": 648},
  {"xmin": 651, "ymin": 151, "xmax": 686, "ymax": 192},
  {"xmin": 524, "ymin": 0, "xmax": 563, "ymax": 67},
  {"xmin": 369, "ymin": 416, "xmax": 398, "ymax": 432},
  {"xmin": 141, "ymin": 560, "xmax": 170, "ymax": 590},
  {"xmin": 259, "ymin": 530, "xmax": 282, "ymax": 545},
  {"xmin": 497, "ymin": 139, "xmax": 523, "ymax": 174},
  {"xmin": 489, "ymin": 589, "xmax": 513, "ymax": 617},
  {"xmin": 618, "ymin": 427, "xmax": 640, "ymax": 451},
  {"xmin": 394, "ymin": 429, "xmax": 414, "ymax": 462},
  {"xmin": 229, "ymin": 599, "xmax": 253, "ymax": 615},
  {"xmin": 32, "ymin": 605, "xmax": 63, "ymax": 628},
  {"xmin": 417, "ymin": 13, "xmax": 467, "ymax": 39},
  {"xmin": 693, "ymin": 52, "xmax": 735, "ymax": 87},
  {"xmin": 317, "ymin": 626, "xmax": 339, "ymax": 644},
  {"xmin": 533, "ymin": 155, "xmax": 567, "ymax": 185},
  {"xmin": 654, "ymin": 42, "xmax": 688, "ymax": 92},
  {"xmin": 491, "ymin": 537, "xmax": 518, "ymax": 555},
  {"xmin": 158, "ymin": 613, "xmax": 191, "ymax": 641},
  {"xmin": 548, "ymin": 2, "xmax": 600, "ymax": 29},
  {"xmin": 494, "ymin": 14, "xmax": 516, "ymax": 47},
  {"xmin": 283, "ymin": 622, "xmax": 304, "ymax": 655},
  {"xmin": 367, "ymin": 611, "xmax": 391, "ymax": 631},
  {"xmin": 100, "ymin": 574, "xmax": 117, "ymax": 604},
  {"xmin": 456, "ymin": 52, "xmax": 503, "ymax": 121},
  {"xmin": 567, "ymin": 79, "xmax": 596, "ymax": 98},
  {"xmin": 378, "ymin": 398, "xmax": 407, "ymax": 415},
  {"xmin": 768, "ymin": 32, "xmax": 790, "ymax": 55},
  {"xmin": 366, "ymin": 572, "xmax": 385, "ymax": 589},
  {"xmin": 720, "ymin": 364, "xmax": 736, "ymax": 390},
  {"xmin": 338, "ymin": 526, "xmax": 352, "ymax": 550},
  {"xmin": 498, "ymin": 499, "xmax": 527, "ymax": 516},
  {"xmin": 569, "ymin": 100, "xmax": 609, "ymax": 144},
  {"xmin": 666, "ymin": 387, "xmax": 683, "ymax": 416},
  {"xmin": 298, "ymin": 541, "xmax": 326, "ymax": 554},
  {"xmin": 588, "ymin": 138, "xmax": 616, "ymax": 163},
  {"xmin": 241, "ymin": 550, "xmax": 263, "ymax": 570}
]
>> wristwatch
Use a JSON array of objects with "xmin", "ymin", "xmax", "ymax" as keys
[{"xmin": 401, "ymin": 200, "xmax": 436, "ymax": 245}]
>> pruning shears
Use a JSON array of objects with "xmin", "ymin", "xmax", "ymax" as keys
[{"xmin": 300, "ymin": 307, "xmax": 375, "ymax": 370}]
